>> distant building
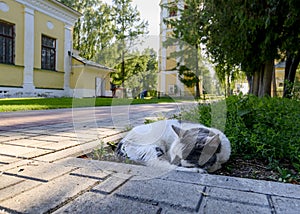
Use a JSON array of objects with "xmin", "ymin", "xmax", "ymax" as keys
[
  {"xmin": 275, "ymin": 61, "xmax": 285, "ymax": 90},
  {"xmin": 0, "ymin": 0, "xmax": 113, "ymax": 98},
  {"xmin": 158, "ymin": 0, "xmax": 187, "ymax": 97}
]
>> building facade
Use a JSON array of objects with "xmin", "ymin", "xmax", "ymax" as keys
[
  {"xmin": 0, "ymin": 0, "xmax": 112, "ymax": 98},
  {"xmin": 158, "ymin": 0, "xmax": 186, "ymax": 97}
]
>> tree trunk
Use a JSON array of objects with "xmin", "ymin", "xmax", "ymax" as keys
[
  {"xmin": 258, "ymin": 65, "xmax": 264, "ymax": 97},
  {"xmin": 272, "ymin": 66, "xmax": 277, "ymax": 97},
  {"xmin": 247, "ymin": 74, "xmax": 253, "ymax": 94},
  {"xmin": 283, "ymin": 52, "xmax": 300, "ymax": 98},
  {"xmin": 250, "ymin": 61, "xmax": 273, "ymax": 97},
  {"xmin": 121, "ymin": 47, "xmax": 126, "ymax": 98},
  {"xmin": 194, "ymin": 45, "xmax": 201, "ymax": 99},
  {"xmin": 227, "ymin": 73, "xmax": 231, "ymax": 96},
  {"xmin": 195, "ymin": 80, "xmax": 200, "ymax": 99},
  {"xmin": 252, "ymin": 70, "xmax": 260, "ymax": 96},
  {"xmin": 260, "ymin": 60, "xmax": 273, "ymax": 97}
]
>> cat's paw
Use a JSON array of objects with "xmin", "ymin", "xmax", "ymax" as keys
[
  {"xmin": 175, "ymin": 166, "xmax": 207, "ymax": 173},
  {"xmin": 155, "ymin": 147, "xmax": 164, "ymax": 157}
]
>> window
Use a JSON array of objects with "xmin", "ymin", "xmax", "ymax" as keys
[
  {"xmin": 41, "ymin": 35, "xmax": 56, "ymax": 70},
  {"xmin": 0, "ymin": 20, "xmax": 15, "ymax": 64}
]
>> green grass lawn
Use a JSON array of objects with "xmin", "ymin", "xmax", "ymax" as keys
[{"xmin": 0, "ymin": 97, "xmax": 176, "ymax": 112}]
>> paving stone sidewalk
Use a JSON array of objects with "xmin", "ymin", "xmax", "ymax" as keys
[{"xmin": 0, "ymin": 105, "xmax": 299, "ymax": 213}]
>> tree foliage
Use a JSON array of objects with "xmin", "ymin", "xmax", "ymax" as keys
[
  {"xmin": 163, "ymin": 0, "xmax": 206, "ymax": 98},
  {"xmin": 58, "ymin": 0, "xmax": 114, "ymax": 60},
  {"xmin": 112, "ymin": 0, "xmax": 148, "ymax": 41},
  {"xmin": 59, "ymin": 0, "xmax": 153, "ymax": 96},
  {"xmin": 111, "ymin": 48, "xmax": 158, "ymax": 98},
  {"xmin": 165, "ymin": 0, "xmax": 300, "ymax": 97},
  {"xmin": 111, "ymin": 0, "xmax": 148, "ymax": 92},
  {"xmin": 206, "ymin": 0, "xmax": 300, "ymax": 97}
]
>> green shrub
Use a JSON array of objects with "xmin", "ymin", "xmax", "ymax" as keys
[{"xmin": 182, "ymin": 95, "xmax": 300, "ymax": 171}]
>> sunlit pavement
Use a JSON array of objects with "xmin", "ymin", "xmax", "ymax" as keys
[{"xmin": 0, "ymin": 103, "xmax": 299, "ymax": 213}]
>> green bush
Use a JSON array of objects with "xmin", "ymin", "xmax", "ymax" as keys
[{"xmin": 182, "ymin": 95, "xmax": 300, "ymax": 171}]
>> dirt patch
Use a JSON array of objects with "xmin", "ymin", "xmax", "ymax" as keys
[
  {"xmin": 78, "ymin": 146, "xmax": 139, "ymax": 165},
  {"xmin": 216, "ymin": 156, "xmax": 300, "ymax": 185},
  {"xmin": 79, "ymin": 145, "xmax": 299, "ymax": 185}
]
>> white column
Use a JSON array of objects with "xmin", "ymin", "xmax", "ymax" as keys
[
  {"xmin": 161, "ymin": 72, "xmax": 166, "ymax": 94},
  {"xmin": 64, "ymin": 24, "xmax": 72, "ymax": 96},
  {"xmin": 23, "ymin": 7, "xmax": 35, "ymax": 93}
]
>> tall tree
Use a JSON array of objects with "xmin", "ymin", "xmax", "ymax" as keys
[
  {"xmin": 58, "ymin": 0, "xmax": 114, "ymax": 60},
  {"xmin": 164, "ymin": 0, "xmax": 205, "ymax": 98},
  {"xmin": 112, "ymin": 48, "xmax": 158, "ymax": 98},
  {"xmin": 94, "ymin": 42, "xmax": 120, "ymax": 69},
  {"xmin": 203, "ymin": 0, "xmax": 300, "ymax": 97},
  {"xmin": 203, "ymin": 0, "xmax": 281, "ymax": 97},
  {"xmin": 281, "ymin": 0, "xmax": 300, "ymax": 98},
  {"xmin": 80, "ymin": 3, "xmax": 114, "ymax": 60},
  {"xmin": 112, "ymin": 0, "xmax": 148, "ymax": 94}
]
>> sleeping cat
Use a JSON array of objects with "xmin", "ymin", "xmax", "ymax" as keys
[{"xmin": 115, "ymin": 120, "xmax": 231, "ymax": 173}]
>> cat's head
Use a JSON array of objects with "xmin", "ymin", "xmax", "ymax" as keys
[{"xmin": 169, "ymin": 125, "xmax": 230, "ymax": 172}]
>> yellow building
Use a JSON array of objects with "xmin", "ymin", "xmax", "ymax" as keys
[
  {"xmin": 275, "ymin": 61, "xmax": 285, "ymax": 89},
  {"xmin": 159, "ymin": 0, "xmax": 187, "ymax": 96},
  {"xmin": 159, "ymin": 0, "xmax": 206, "ymax": 97},
  {"xmin": 0, "ymin": 0, "xmax": 112, "ymax": 98},
  {"xmin": 71, "ymin": 53, "xmax": 113, "ymax": 98}
]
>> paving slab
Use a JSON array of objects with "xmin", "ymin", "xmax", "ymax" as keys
[
  {"xmin": 0, "ymin": 169, "xmax": 104, "ymax": 213},
  {"xmin": 92, "ymin": 173, "xmax": 132, "ymax": 194},
  {"xmin": 0, "ymin": 174, "xmax": 24, "ymax": 191},
  {"xmin": 0, "ymin": 178, "xmax": 41, "ymax": 202},
  {"xmin": 199, "ymin": 196, "xmax": 271, "ymax": 214},
  {"xmin": 0, "ymin": 138, "xmax": 56, "ymax": 148},
  {"xmin": 53, "ymin": 192, "xmax": 160, "ymax": 214},
  {"xmin": 2, "ymin": 139, "xmax": 83, "ymax": 152},
  {"xmin": 30, "ymin": 135, "xmax": 77, "ymax": 142},
  {"xmin": 56, "ymin": 157, "xmax": 175, "ymax": 180},
  {"xmin": 161, "ymin": 170, "xmax": 300, "ymax": 199},
  {"xmin": 69, "ymin": 166, "xmax": 111, "ymax": 181},
  {"xmin": 0, "ymin": 155, "xmax": 22, "ymax": 165},
  {"xmin": 33, "ymin": 140, "xmax": 101, "ymax": 162},
  {"xmin": 6, "ymin": 129, "xmax": 53, "ymax": 135},
  {"xmin": 0, "ymin": 136, "xmax": 27, "ymax": 143},
  {"xmin": 0, "ymin": 160, "xmax": 32, "ymax": 172},
  {"xmin": 272, "ymin": 196, "xmax": 300, "ymax": 214},
  {"xmin": 5, "ymin": 161, "xmax": 76, "ymax": 181},
  {"xmin": 0, "ymin": 144, "xmax": 51, "ymax": 159},
  {"xmin": 50, "ymin": 132, "xmax": 79, "ymax": 138},
  {"xmin": 199, "ymin": 186, "xmax": 271, "ymax": 214},
  {"xmin": 114, "ymin": 178, "xmax": 205, "ymax": 211}
]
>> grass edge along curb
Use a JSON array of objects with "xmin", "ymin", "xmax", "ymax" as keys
[{"xmin": 0, "ymin": 97, "xmax": 177, "ymax": 112}]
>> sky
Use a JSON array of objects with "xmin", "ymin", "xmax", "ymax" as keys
[{"xmin": 102, "ymin": 0, "xmax": 161, "ymax": 36}]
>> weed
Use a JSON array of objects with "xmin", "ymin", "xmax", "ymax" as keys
[
  {"xmin": 277, "ymin": 167, "xmax": 300, "ymax": 183},
  {"xmin": 144, "ymin": 116, "xmax": 166, "ymax": 124},
  {"xmin": 93, "ymin": 141, "xmax": 107, "ymax": 160},
  {"xmin": 181, "ymin": 95, "xmax": 300, "ymax": 181},
  {"xmin": 123, "ymin": 125, "xmax": 133, "ymax": 132}
]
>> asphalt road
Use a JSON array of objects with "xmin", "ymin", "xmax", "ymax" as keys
[{"xmin": 0, "ymin": 102, "xmax": 196, "ymax": 131}]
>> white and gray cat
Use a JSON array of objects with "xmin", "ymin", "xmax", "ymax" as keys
[{"xmin": 116, "ymin": 119, "xmax": 231, "ymax": 173}]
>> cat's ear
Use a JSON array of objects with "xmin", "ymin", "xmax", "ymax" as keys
[
  {"xmin": 171, "ymin": 125, "xmax": 184, "ymax": 137},
  {"xmin": 198, "ymin": 134, "xmax": 221, "ymax": 166}
]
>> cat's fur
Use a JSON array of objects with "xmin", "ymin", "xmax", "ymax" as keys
[{"xmin": 116, "ymin": 120, "xmax": 231, "ymax": 173}]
